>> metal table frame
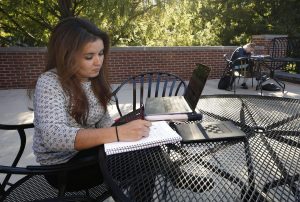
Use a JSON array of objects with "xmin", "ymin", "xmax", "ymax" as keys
[
  {"xmin": 251, "ymin": 56, "xmax": 300, "ymax": 94},
  {"xmin": 99, "ymin": 95, "xmax": 300, "ymax": 202}
]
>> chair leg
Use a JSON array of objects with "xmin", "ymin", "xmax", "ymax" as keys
[
  {"xmin": 58, "ymin": 185, "xmax": 67, "ymax": 197},
  {"xmin": 233, "ymin": 71, "xmax": 236, "ymax": 94},
  {"xmin": 237, "ymin": 69, "xmax": 242, "ymax": 85},
  {"xmin": 0, "ymin": 184, "xmax": 5, "ymax": 198},
  {"xmin": 95, "ymin": 190, "xmax": 112, "ymax": 202},
  {"xmin": 274, "ymin": 78, "xmax": 286, "ymax": 93},
  {"xmin": 233, "ymin": 79, "xmax": 236, "ymax": 94},
  {"xmin": 57, "ymin": 173, "xmax": 67, "ymax": 197},
  {"xmin": 251, "ymin": 68, "xmax": 254, "ymax": 87},
  {"xmin": 259, "ymin": 77, "xmax": 270, "ymax": 96},
  {"xmin": 85, "ymin": 189, "xmax": 90, "ymax": 197}
]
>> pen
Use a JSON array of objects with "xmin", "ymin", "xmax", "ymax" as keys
[{"xmin": 141, "ymin": 104, "xmax": 145, "ymax": 120}]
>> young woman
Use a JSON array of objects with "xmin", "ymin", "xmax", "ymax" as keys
[{"xmin": 33, "ymin": 17, "xmax": 151, "ymax": 191}]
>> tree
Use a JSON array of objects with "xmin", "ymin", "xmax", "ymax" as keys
[
  {"xmin": 1, "ymin": 0, "xmax": 299, "ymax": 47},
  {"xmin": 0, "ymin": 0, "xmax": 82, "ymax": 46},
  {"xmin": 195, "ymin": 0, "xmax": 300, "ymax": 45},
  {"xmin": 0, "ymin": 0, "xmax": 162, "ymax": 46},
  {"xmin": 252, "ymin": 0, "xmax": 300, "ymax": 36}
]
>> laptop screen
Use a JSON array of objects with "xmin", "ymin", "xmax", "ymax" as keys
[{"xmin": 184, "ymin": 63, "xmax": 211, "ymax": 111}]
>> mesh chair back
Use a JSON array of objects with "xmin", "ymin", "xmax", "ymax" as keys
[
  {"xmin": 269, "ymin": 37, "xmax": 300, "ymax": 70},
  {"xmin": 269, "ymin": 37, "xmax": 289, "ymax": 70},
  {"xmin": 112, "ymin": 72, "xmax": 187, "ymax": 117},
  {"xmin": 286, "ymin": 37, "xmax": 300, "ymax": 58}
]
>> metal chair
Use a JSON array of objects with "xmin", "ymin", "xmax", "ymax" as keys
[
  {"xmin": 112, "ymin": 72, "xmax": 187, "ymax": 117},
  {"xmin": 259, "ymin": 37, "xmax": 300, "ymax": 93},
  {"xmin": 223, "ymin": 54, "xmax": 253, "ymax": 94},
  {"xmin": 0, "ymin": 123, "xmax": 111, "ymax": 202}
]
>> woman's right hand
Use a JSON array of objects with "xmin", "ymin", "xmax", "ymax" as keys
[{"xmin": 117, "ymin": 119, "xmax": 152, "ymax": 142}]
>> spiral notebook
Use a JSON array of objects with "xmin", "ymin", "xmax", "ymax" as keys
[{"xmin": 104, "ymin": 121, "xmax": 182, "ymax": 155}]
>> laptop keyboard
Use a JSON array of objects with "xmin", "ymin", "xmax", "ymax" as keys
[{"xmin": 164, "ymin": 97, "xmax": 188, "ymax": 113}]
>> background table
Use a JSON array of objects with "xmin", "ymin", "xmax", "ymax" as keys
[
  {"xmin": 99, "ymin": 95, "xmax": 300, "ymax": 202},
  {"xmin": 251, "ymin": 56, "xmax": 300, "ymax": 93}
]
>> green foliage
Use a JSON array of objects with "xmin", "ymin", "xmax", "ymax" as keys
[
  {"xmin": 0, "ymin": 0, "xmax": 54, "ymax": 46},
  {"xmin": 285, "ymin": 62, "xmax": 300, "ymax": 74},
  {"xmin": 79, "ymin": 0, "xmax": 162, "ymax": 46},
  {"xmin": 197, "ymin": 0, "xmax": 300, "ymax": 45},
  {"xmin": 0, "ymin": 0, "xmax": 300, "ymax": 46}
]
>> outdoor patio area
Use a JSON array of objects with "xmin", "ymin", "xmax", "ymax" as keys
[
  {"xmin": 1, "ymin": 78, "xmax": 300, "ymax": 164},
  {"xmin": 1, "ymin": 78, "xmax": 300, "ymax": 202},
  {"xmin": 1, "ymin": 1, "xmax": 300, "ymax": 200}
]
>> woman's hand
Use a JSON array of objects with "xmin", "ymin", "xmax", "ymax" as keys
[{"xmin": 117, "ymin": 119, "xmax": 152, "ymax": 141}]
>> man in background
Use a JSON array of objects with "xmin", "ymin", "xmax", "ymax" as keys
[{"xmin": 230, "ymin": 43, "xmax": 255, "ymax": 89}]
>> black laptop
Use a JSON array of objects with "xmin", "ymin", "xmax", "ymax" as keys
[
  {"xmin": 175, "ymin": 121, "xmax": 246, "ymax": 143},
  {"xmin": 144, "ymin": 64, "xmax": 211, "ymax": 120}
]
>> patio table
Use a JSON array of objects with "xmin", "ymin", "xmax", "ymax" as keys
[
  {"xmin": 98, "ymin": 94, "xmax": 300, "ymax": 202},
  {"xmin": 250, "ymin": 56, "xmax": 300, "ymax": 94}
]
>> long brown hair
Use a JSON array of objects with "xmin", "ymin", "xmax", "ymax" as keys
[{"xmin": 46, "ymin": 17, "xmax": 111, "ymax": 125}]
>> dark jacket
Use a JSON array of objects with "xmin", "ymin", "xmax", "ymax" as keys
[{"xmin": 230, "ymin": 47, "xmax": 252, "ymax": 67}]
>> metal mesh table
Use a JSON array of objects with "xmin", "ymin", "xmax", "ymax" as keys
[{"xmin": 99, "ymin": 95, "xmax": 300, "ymax": 202}]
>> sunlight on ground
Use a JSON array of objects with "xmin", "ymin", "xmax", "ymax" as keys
[{"xmin": 2, "ymin": 111, "xmax": 34, "ymax": 125}]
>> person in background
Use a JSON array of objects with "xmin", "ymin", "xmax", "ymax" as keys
[
  {"xmin": 230, "ymin": 42, "xmax": 255, "ymax": 89},
  {"xmin": 33, "ymin": 17, "xmax": 151, "ymax": 191}
]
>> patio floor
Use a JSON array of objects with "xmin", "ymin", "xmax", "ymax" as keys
[{"xmin": 1, "ymin": 78, "xmax": 300, "ymax": 201}]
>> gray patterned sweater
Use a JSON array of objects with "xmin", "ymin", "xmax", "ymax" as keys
[{"xmin": 33, "ymin": 70, "xmax": 114, "ymax": 165}]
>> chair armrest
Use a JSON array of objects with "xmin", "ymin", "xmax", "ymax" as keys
[
  {"xmin": 0, "ymin": 165, "xmax": 31, "ymax": 174},
  {"xmin": 0, "ymin": 123, "xmax": 34, "ymax": 130},
  {"xmin": 223, "ymin": 54, "xmax": 232, "ymax": 63},
  {"xmin": 0, "ymin": 152, "xmax": 98, "ymax": 175},
  {"xmin": 113, "ymin": 108, "xmax": 144, "ymax": 126}
]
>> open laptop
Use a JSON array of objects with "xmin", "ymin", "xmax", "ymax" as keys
[
  {"xmin": 144, "ymin": 64, "xmax": 211, "ymax": 119},
  {"xmin": 174, "ymin": 121, "xmax": 246, "ymax": 143}
]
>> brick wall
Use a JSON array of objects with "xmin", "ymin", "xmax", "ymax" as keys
[
  {"xmin": 0, "ymin": 35, "xmax": 286, "ymax": 89},
  {"xmin": 108, "ymin": 46, "xmax": 234, "ymax": 84},
  {"xmin": 0, "ymin": 46, "xmax": 235, "ymax": 89},
  {"xmin": 0, "ymin": 48, "xmax": 46, "ymax": 89}
]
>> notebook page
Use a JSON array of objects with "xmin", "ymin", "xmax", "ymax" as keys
[{"xmin": 104, "ymin": 121, "xmax": 182, "ymax": 155}]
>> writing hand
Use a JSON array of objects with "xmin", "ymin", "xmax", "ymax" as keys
[{"xmin": 117, "ymin": 119, "xmax": 152, "ymax": 141}]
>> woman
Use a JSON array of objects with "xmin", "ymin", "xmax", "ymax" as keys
[{"xmin": 33, "ymin": 17, "xmax": 151, "ymax": 191}]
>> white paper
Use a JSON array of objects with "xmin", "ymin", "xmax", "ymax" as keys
[{"xmin": 104, "ymin": 121, "xmax": 182, "ymax": 155}]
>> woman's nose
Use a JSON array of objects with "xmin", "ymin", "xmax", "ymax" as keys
[{"xmin": 94, "ymin": 55, "xmax": 102, "ymax": 65}]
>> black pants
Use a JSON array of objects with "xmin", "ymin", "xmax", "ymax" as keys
[{"xmin": 45, "ymin": 147, "xmax": 103, "ymax": 192}]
